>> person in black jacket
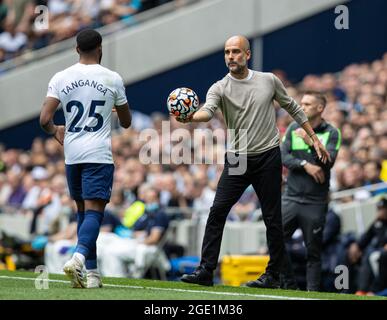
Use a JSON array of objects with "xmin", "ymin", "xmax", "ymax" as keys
[
  {"xmin": 347, "ymin": 197, "xmax": 387, "ymax": 294},
  {"xmin": 280, "ymin": 91, "xmax": 341, "ymax": 291},
  {"xmin": 374, "ymin": 249, "xmax": 387, "ymax": 295}
]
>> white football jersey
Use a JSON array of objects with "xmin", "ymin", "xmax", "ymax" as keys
[{"xmin": 46, "ymin": 63, "xmax": 127, "ymax": 165}]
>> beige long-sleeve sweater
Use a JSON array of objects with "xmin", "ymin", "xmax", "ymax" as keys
[{"xmin": 201, "ymin": 70, "xmax": 308, "ymax": 154}]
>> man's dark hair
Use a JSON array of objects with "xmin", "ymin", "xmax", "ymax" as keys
[
  {"xmin": 303, "ymin": 91, "xmax": 327, "ymax": 108},
  {"xmin": 76, "ymin": 29, "xmax": 102, "ymax": 53}
]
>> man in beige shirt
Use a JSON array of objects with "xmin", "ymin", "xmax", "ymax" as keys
[{"xmin": 179, "ymin": 35, "xmax": 330, "ymax": 288}]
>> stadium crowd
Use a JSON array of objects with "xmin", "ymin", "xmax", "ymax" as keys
[
  {"xmin": 0, "ymin": 52, "xmax": 386, "ymax": 293},
  {"xmin": 0, "ymin": 0, "xmax": 180, "ymax": 64}
]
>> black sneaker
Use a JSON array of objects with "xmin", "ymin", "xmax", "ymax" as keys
[
  {"xmin": 245, "ymin": 272, "xmax": 280, "ymax": 289},
  {"xmin": 180, "ymin": 267, "xmax": 214, "ymax": 286}
]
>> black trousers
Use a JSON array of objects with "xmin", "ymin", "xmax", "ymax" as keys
[
  {"xmin": 281, "ymin": 199, "xmax": 327, "ymax": 291},
  {"xmin": 200, "ymin": 147, "xmax": 285, "ymax": 275}
]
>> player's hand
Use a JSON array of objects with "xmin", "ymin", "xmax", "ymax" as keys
[
  {"xmin": 312, "ymin": 137, "xmax": 331, "ymax": 164},
  {"xmin": 54, "ymin": 125, "xmax": 65, "ymax": 146},
  {"xmin": 304, "ymin": 163, "xmax": 325, "ymax": 184}
]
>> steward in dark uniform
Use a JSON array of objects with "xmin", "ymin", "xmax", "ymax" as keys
[{"xmin": 281, "ymin": 91, "xmax": 341, "ymax": 291}]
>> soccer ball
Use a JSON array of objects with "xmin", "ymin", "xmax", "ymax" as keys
[{"xmin": 167, "ymin": 87, "xmax": 199, "ymax": 120}]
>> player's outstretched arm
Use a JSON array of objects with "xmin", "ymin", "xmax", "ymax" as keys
[{"xmin": 115, "ymin": 103, "xmax": 132, "ymax": 128}]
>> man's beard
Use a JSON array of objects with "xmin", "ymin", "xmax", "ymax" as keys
[{"xmin": 228, "ymin": 62, "xmax": 245, "ymax": 74}]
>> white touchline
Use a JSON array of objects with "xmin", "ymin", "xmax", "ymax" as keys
[{"xmin": 0, "ymin": 275, "xmax": 321, "ymax": 300}]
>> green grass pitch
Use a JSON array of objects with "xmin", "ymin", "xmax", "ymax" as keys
[{"xmin": 0, "ymin": 270, "xmax": 385, "ymax": 300}]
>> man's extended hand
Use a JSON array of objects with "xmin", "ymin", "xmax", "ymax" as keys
[
  {"xmin": 312, "ymin": 137, "xmax": 331, "ymax": 164},
  {"xmin": 299, "ymin": 122, "xmax": 332, "ymax": 164},
  {"xmin": 54, "ymin": 125, "xmax": 65, "ymax": 145},
  {"xmin": 295, "ymin": 128, "xmax": 313, "ymax": 146},
  {"xmin": 172, "ymin": 110, "xmax": 211, "ymax": 123},
  {"xmin": 173, "ymin": 114, "xmax": 193, "ymax": 124}
]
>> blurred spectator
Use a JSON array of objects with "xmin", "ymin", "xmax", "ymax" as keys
[
  {"xmin": 28, "ymin": 172, "xmax": 66, "ymax": 235},
  {"xmin": 1, "ymin": 170, "xmax": 26, "ymax": 210},
  {"xmin": 345, "ymin": 197, "xmax": 387, "ymax": 295},
  {"xmin": 159, "ymin": 172, "xmax": 189, "ymax": 210},
  {"xmin": 44, "ymin": 138, "xmax": 63, "ymax": 163},
  {"xmin": 106, "ymin": 187, "xmax": 126, "ymax": 217},
  {"xmin": 0, "ymin": 19, "xmax": 27, "ymax": 58},
  {"xmin": 111, "ymin": 0, "xmax": 141, "ymax": 24},
  {"xmin": 98, "ymin": 185, "xmax": 170, "ymax": 278},
  {"xmin": 339, "ymin": 162, "xmax": 363, "ymax": 190},
  {"xmin": 228, "ymin": 185, "xmax": 259, "ymax": 221},
  {"xmin": 363, "ymin": 161, "xmax": 387, "ymax": 195},
  {"xmin": 9, "ymin": 0, "xmax": 34, "ymax": 28},
  {"xmin": 192, "ymin": 175, "xmax": 216, "ymax": 219},
  {"xmin": 21, "ymin": 166, "xmax": 50, "ymax": 211}
]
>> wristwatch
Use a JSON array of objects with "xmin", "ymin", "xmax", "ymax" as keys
[{"xmin": 300, "ymin": 160, "xmax": 307, "ymax": 167}]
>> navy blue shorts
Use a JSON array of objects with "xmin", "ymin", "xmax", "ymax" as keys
[{"xmin": 65, "ymin": 163, "xmax": 114, "ymax": 202}]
